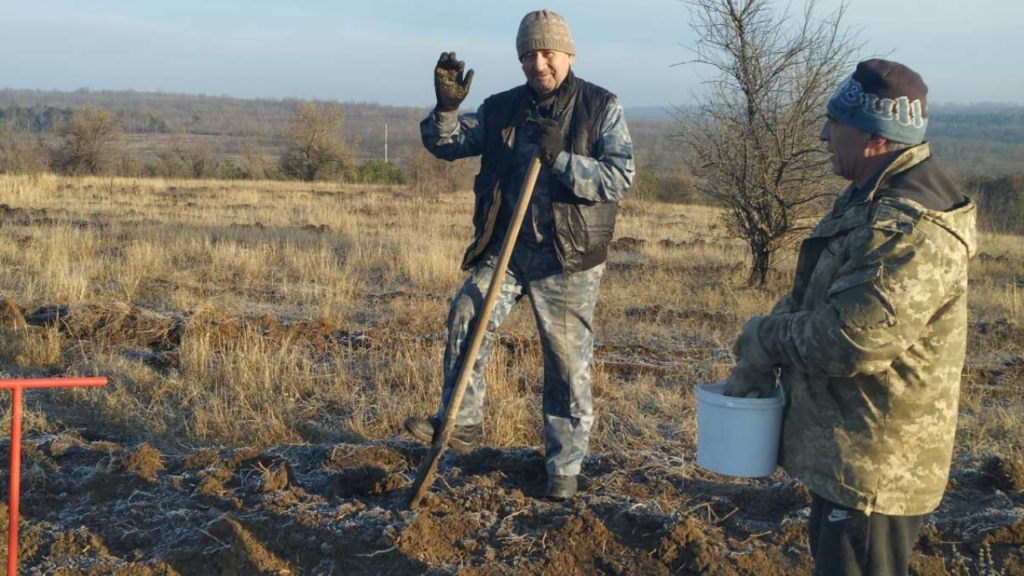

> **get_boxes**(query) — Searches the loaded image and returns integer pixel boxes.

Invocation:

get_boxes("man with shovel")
[725,60,976,576]
[405,9,634,500]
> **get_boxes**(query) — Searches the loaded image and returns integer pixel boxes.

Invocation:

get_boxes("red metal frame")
[2,377,106,576]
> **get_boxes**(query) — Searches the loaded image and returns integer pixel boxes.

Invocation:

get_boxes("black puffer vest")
[461,73,618,273]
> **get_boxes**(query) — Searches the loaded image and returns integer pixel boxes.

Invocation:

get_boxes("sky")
[2,0,1022,109]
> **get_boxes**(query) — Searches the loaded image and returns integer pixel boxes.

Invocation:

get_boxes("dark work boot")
[546,475,578,501]
[403,415,480,454]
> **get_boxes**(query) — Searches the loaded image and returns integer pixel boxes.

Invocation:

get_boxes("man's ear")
[864,135,890,158]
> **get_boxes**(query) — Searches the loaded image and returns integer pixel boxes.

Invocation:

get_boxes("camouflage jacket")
[421,72,634,273]
[740,144,977,515]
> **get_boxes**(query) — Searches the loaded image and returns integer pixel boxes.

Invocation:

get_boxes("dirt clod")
[258,463,291,493]
[122,443,164,481]
[2,438,1021,575]
[331,465,404,497]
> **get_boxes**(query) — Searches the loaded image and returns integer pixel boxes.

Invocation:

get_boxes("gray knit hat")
[516,10,575,59]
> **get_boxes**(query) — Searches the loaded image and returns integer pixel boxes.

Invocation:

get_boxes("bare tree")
[183,140,214,179]
[678,0,859,285]
[404,147,476,196]
[279,102,353,181]
[156,133,217,178]
[240,139,271,180]
[0,121,50,175]
[53,107,124,176]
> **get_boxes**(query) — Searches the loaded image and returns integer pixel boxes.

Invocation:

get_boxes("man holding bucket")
[725,59,976,576]
[404,10,634,500]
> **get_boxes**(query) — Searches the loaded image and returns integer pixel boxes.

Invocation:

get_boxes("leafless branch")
[677,0,859,285]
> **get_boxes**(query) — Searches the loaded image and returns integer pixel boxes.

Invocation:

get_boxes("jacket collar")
[835,143,932,214]
[856,143,932,202]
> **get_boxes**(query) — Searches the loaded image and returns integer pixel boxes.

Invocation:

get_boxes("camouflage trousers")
[438,244,605,477]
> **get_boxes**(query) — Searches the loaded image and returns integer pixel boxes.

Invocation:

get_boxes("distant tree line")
[0,88,426,157]
[0,103,472,191]
[1,88,1023,232]
[929,104,1024,145]
[0,106,74,133]
[0,105,169,134]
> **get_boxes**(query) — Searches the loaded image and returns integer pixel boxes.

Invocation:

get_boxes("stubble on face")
[521,50,575,96]
[820,117,872,182]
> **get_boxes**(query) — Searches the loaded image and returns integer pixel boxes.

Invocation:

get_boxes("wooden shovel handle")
[408,153,544,509]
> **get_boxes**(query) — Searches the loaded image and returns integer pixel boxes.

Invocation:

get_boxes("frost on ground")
[0,176,1021,575]
[0,436,1021,576]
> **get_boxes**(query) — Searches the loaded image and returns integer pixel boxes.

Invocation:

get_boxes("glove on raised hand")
[434,51,474,113]
[528,118,562,165]
[723,360,777,398]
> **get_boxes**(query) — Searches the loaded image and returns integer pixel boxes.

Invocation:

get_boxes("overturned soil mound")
[0,436,1021,575]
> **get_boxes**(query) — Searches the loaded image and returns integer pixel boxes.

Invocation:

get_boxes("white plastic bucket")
[696,381,785,478]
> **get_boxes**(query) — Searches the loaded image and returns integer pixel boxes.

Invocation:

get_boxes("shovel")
[408,152,544,509]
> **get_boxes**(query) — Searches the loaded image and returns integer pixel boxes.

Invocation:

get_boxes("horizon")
[2,86,1021,115]
[2,0,1023,109]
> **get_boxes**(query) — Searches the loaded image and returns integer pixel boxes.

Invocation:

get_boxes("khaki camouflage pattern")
[739,144,977,515]
[438,244,604,477]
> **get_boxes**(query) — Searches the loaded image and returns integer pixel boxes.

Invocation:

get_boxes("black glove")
[434,52,474,113]
[723,360,777,398]
[528,118,562,165]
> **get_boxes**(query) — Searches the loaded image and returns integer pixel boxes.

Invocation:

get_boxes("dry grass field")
[0,173,1021,575]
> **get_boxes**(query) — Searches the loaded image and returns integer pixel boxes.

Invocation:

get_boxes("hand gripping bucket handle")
[695,381,785,478]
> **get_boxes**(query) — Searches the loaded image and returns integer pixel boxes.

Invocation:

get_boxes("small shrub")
[350,160,406,185]
[966,174,1024,235]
